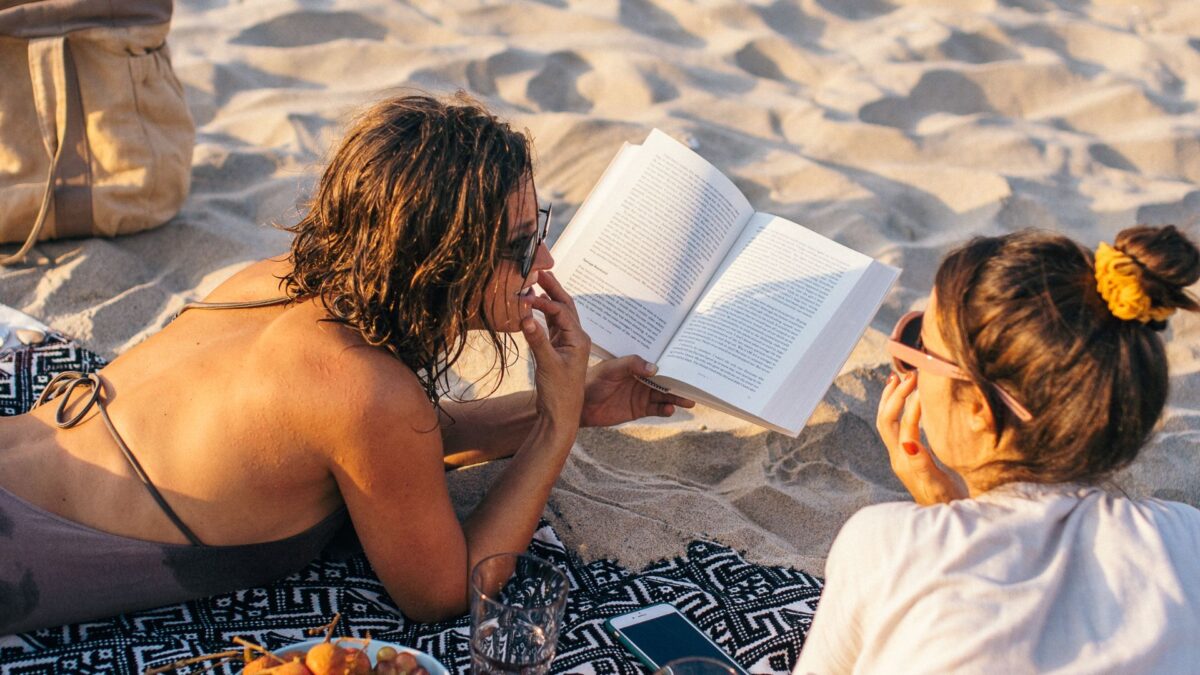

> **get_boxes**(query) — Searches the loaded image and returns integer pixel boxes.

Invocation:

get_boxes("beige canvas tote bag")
[0,0,194,265]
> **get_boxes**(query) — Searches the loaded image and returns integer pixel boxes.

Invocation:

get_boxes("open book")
[551,130,900,436]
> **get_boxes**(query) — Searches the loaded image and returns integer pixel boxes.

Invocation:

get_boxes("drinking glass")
[470,552,569,675]
[652,657,738,675]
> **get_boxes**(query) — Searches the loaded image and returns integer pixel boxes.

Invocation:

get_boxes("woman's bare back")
[0,258,419,546]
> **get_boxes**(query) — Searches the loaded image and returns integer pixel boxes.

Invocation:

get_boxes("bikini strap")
[34,371,205,547]
[175,295,292,319]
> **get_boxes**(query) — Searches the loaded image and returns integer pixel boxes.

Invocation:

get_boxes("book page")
[655,213,873,413]
[551,130,754,362]
[758,259,898,434]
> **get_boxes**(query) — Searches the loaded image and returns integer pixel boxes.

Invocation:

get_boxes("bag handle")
[1,36,92,266]
[0,139,61,266]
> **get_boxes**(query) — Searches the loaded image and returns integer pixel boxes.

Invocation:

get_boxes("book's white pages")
[552,130,899,436]
[552,130,755,363]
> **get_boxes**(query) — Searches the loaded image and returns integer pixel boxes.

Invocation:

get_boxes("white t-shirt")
[795,483,1200,674]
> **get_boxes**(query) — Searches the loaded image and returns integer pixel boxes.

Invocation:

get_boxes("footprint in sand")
[1035,84,1164,136]
[230,10,386,48]
[733,37,828,85]
[813,0,895,21]
[926,29,1019,65]
[527,51,594,113]
[213,62,322,106]
[1105,134,1200,185]
[617,0,703,48]
[570,53,681,110]
[466,47,546,97]
[762,410,900,493]
[1136,191,1200,229]
[1087,144,1139,173]
[1006,20,1154,77]
[859,70,993,129]
[752,0,825,46]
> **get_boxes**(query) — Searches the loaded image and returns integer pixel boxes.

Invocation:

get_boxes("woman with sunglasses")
[0,93,692,634]
[797,225,1200,673]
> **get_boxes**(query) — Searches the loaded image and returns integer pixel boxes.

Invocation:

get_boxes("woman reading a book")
[797,225,1200,672]
[0,93,692,634]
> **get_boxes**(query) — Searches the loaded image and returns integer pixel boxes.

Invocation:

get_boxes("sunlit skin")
[472,176,551,335]
[0,179,694,624]
[876,291,1014,505]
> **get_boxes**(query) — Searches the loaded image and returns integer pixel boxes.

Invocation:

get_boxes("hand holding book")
[579,355,696,427]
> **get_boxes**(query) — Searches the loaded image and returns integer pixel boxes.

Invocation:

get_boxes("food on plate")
[144,613,436,674]
[243,653,285,674]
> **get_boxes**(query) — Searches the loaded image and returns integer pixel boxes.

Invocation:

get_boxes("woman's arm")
[439,355,695,468]
[438,392,538,469]
[793,532,866,675]
[330,271,591,622]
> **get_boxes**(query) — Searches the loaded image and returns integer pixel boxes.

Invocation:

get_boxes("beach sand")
[3,0,1199,574]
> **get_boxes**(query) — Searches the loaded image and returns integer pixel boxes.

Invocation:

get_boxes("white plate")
[236,637,449,675]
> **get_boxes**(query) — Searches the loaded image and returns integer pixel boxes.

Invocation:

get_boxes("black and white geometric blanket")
[0,338,824,674]
[0,333,109,416]
[0,524,823,674]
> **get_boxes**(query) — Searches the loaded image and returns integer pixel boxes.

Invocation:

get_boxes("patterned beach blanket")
[0,329,823,674]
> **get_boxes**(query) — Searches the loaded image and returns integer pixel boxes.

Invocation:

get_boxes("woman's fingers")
[665,393,696,408]
[535,270,575,308]
[529,292,582,334]
[520,315,554,362]
[894,395,931,466]
[528,293,564,317]
[876,371,916,444]
[900,394,923,449]
[887,394,965,504]
[604,354,655,378]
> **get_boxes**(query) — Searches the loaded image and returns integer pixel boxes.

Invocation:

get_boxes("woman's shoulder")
[181,257,441,448]
[834,486,1200,567]
[1092,490,1200,542]
[827,500,940,563]
[830,495,1020,565]
[231,296,438,449]
[838,498,972,538]
[271,320,437,436]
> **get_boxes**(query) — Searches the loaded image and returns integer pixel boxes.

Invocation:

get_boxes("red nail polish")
[902,441,920,456]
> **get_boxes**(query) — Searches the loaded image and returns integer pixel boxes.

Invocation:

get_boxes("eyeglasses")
[506,203,552,278]
[886,310,1033,422]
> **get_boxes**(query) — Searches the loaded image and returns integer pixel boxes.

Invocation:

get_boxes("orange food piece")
[304,642,370,675]
[304,643,339,674]
[263,662,314,675]
[244,654,284,674]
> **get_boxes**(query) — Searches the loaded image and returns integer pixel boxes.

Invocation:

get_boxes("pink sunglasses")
[886,311,1033,422]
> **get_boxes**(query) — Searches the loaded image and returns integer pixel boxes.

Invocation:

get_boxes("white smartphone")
[604,603,751,674]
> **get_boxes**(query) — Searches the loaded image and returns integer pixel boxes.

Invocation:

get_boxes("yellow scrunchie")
[1094,242,1175,323]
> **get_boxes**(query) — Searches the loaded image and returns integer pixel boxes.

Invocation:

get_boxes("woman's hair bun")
[1114,225,1200,312]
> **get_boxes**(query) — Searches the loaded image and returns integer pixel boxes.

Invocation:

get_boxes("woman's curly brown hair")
[282,92,532,404]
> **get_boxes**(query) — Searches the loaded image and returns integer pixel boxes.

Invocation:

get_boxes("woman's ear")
[967,385,996,435]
